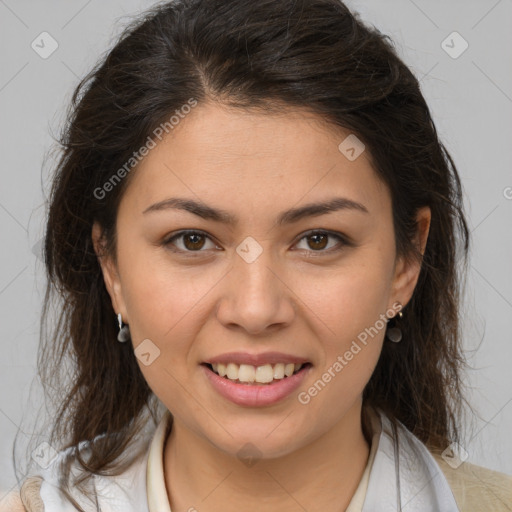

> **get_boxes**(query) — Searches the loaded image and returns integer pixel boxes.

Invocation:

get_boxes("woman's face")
[94,102,429,458]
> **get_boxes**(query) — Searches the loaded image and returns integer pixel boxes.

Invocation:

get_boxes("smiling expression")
[93,101,429,458]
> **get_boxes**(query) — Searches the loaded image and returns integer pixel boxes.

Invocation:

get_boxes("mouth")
[201,362,313,386]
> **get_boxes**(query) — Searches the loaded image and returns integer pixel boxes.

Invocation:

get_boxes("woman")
[6,0,511,510]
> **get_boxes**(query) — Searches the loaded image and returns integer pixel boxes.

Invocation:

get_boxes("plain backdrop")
[1,0,511,499]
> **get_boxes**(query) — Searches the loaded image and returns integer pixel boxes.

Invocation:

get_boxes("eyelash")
[162,229,351,256]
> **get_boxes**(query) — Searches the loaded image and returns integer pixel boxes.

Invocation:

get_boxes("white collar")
[362,409,460,511]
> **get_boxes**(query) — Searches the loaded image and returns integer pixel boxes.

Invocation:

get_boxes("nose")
[215,242,296,336]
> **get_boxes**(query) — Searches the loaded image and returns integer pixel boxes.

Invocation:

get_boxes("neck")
[163,400,372,512]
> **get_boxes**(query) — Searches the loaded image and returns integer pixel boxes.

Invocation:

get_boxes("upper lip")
[203,351,311,367]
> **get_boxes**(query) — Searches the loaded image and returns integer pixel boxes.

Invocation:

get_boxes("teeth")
[254,364,273,383]
[226,363,238,380]
[238,364,256,383]
[210,362,304,384]
[284,363,295,377]
[273,363,285,379]
[217,363,227,377]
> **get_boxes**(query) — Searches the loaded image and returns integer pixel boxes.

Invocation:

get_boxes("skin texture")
[93,102,430,512]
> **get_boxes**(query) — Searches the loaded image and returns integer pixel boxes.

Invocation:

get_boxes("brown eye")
[182,232,206,250]
[164,230,217,252]
[294,230,348,253]
[306,233,328,250]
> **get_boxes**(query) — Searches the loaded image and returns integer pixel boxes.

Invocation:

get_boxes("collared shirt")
[25,406,469,511]
[145,408,381,512]
[145,406,428,512]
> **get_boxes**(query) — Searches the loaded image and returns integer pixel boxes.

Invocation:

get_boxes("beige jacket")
[432,453,512,511]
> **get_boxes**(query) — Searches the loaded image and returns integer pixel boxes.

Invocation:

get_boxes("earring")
[386,309,403,343]
[117,313,130,342]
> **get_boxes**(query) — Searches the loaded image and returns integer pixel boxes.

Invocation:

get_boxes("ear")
[92,221,128,321]
[389,206,431,309]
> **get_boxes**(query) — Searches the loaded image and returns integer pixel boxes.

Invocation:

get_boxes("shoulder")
[12,447,150,512]
[9,429,154,511]
[432,452,512,511]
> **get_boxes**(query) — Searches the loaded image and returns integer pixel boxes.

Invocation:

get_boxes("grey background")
[1,0,511,499]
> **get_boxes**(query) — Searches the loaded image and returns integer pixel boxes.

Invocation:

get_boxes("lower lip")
[201,364,312,407]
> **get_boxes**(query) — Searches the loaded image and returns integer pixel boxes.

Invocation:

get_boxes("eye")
[294,230,349,254]
[163,230,219,253]
[162,229,351,255]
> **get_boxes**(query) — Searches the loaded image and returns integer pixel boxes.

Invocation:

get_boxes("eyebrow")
[142,196,369,225]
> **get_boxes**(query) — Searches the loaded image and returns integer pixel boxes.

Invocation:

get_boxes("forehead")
[119,102,390,219]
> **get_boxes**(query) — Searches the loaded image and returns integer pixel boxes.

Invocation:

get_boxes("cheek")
[300,249,393,378]
[119,258,200,403]
[117,244,219,377]
[304,253,393,334]
[117,239,199,335]
[296,265,389,419]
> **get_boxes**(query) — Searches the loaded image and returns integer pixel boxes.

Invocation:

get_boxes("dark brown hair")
[16,0,472,508]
